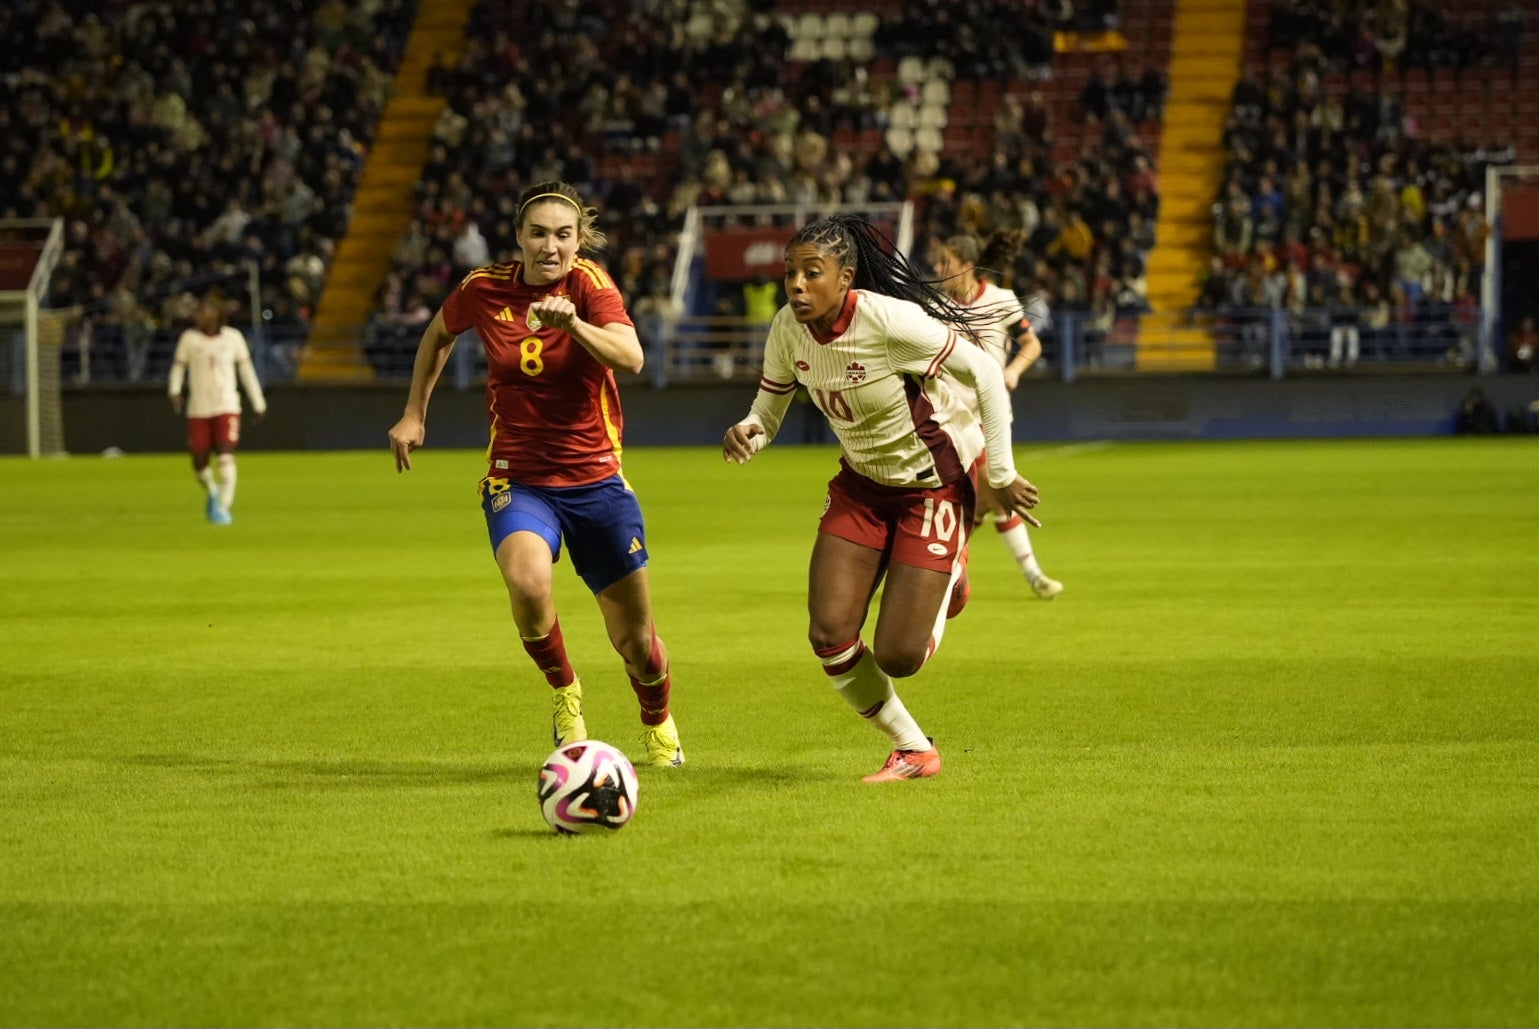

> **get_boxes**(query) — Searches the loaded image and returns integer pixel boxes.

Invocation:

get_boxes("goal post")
[0,218,65,457]
[1482,164,1539,373]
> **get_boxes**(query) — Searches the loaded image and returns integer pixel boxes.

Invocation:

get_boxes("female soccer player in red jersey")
[930,231,1064,599]
[388,181,682,767]
[721,215,1041,782]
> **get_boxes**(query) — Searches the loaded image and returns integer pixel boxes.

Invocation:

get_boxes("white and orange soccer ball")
[537,740,638,834]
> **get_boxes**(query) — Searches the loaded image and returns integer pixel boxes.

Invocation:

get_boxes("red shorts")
[187,414,240,453]
[818,460,978,573]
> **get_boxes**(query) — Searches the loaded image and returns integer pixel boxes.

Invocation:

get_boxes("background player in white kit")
[930,231,1064,599]
[168,292,267,525]
[722,215,1041,782]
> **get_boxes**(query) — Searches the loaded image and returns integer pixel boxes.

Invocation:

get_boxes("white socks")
[196,466,217,497]
[216,453,237,511]
[821,642,931,752]
[997,515,1043,579]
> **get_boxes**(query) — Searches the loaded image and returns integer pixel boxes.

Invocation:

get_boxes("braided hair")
[787,214,997,339]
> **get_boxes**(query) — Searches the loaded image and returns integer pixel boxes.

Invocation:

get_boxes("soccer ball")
[537,740,639,834]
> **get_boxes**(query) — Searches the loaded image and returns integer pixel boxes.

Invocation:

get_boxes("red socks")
[628,629,671,726]
[521,619,575,689]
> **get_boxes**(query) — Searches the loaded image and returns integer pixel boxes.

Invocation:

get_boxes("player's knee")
[873,643,926,679]
[500,565,552,607]
[807,619,855,655]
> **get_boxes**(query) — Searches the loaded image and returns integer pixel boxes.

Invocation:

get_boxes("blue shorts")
[479,474,650,594]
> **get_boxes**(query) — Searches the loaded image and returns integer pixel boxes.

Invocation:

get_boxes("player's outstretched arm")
[943,338,1042,526]
[1003,325,1042,390]
[388,309,457,473]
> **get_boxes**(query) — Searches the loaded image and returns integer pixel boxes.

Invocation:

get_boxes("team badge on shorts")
[822,493,832,516]
[845,361,867,384]
[492,493,511,513]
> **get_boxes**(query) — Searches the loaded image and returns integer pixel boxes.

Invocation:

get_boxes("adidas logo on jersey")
[495,307,517,322]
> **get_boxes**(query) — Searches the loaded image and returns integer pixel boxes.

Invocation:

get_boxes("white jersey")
[948,281,1025,416]
[744,289,1017,489]
[168,326,267,419]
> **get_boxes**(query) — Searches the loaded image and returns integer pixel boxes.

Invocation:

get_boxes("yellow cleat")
[638,713,684,767]
[551,679,586,748]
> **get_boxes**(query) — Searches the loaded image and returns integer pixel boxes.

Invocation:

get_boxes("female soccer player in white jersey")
[930,231,1064,599]
[722,215,1041,782]
[167,292,267,525]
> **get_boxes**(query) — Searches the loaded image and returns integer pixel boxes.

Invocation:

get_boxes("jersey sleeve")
[233,331,268,414]
[167,332,189,395]
[744,309,799,443]
[572,259,634,328]
[940,340,1018,488]
[883,298,960,380]
[994,290,1027,334]
[441,273,480,336]
[1021,294,1052,335]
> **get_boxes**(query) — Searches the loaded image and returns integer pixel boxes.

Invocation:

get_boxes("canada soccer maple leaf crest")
[844,361,867,384]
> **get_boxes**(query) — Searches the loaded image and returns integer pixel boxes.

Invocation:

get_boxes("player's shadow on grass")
[487,827,582,841]
[126,752,522,789]
[125,753,843,790]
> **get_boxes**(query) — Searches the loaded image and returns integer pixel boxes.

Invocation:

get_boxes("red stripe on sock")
[815,638,866,676]
[521,619,575,689]
[813,638,862,659]
[995,514,1022,531]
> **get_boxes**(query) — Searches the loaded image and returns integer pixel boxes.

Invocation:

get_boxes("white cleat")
[1029,574,1063,600]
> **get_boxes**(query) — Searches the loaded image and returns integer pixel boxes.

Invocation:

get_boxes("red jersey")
[442,258,635,487]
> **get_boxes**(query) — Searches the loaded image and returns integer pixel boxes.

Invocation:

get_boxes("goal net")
[0,219,65,457]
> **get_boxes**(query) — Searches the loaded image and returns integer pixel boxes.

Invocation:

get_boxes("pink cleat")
[862,739,942,782]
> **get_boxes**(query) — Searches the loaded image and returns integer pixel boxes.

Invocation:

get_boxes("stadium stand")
[370,0,1165,379]
[0,0,416,384]
[1199,0,1535,370]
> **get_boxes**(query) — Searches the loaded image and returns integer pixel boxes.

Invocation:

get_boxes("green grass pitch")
[2,438,1536,1027]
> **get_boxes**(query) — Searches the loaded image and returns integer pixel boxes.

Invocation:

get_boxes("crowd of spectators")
[1269,0,1527,75]
[1201,36,1512,366]
[1,0,415,382]
[874,0,1121,81]
[373,0,1160,373]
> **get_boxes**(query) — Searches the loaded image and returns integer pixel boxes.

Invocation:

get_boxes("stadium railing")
[34,305,1482,393]
[642,306,1479,385]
